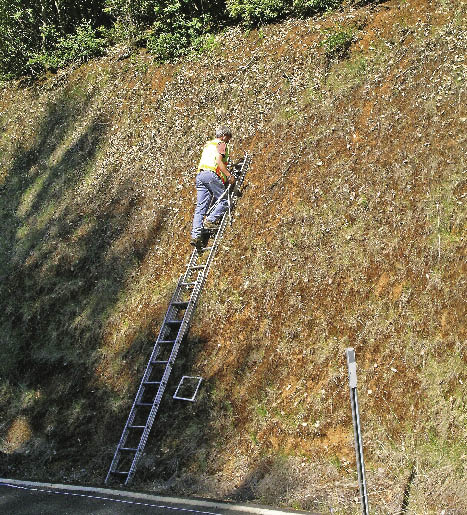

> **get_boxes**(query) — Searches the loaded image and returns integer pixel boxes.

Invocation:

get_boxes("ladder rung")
[143,381,161,386]
[119,447,138,453]
[151,360,174,368]
[189,265,205,271]
[110,471,129,476]
[158,340,175,344]
[136,402,153,407]
[171,301,189,308]
[128,425,145,429]
[166,320,182,326]
[181,282,196,287]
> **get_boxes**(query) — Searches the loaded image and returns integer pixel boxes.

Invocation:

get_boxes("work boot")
[204,219,220,230]
[190,236,204,250]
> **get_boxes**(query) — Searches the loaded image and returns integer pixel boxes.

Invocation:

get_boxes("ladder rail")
[105,279,186,483]
[124,242,214,484]
[125,276,205,483]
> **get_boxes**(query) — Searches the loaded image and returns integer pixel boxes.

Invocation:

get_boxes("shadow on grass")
[400,464,416,514]
[0,84,168,479]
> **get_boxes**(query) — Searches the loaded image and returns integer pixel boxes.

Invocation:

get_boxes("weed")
[275,107,300,124]
[329,454,342,470]
[250,431,259,445]
[326,56,367,93]
[320,25,355,60]
[198,33,221,54]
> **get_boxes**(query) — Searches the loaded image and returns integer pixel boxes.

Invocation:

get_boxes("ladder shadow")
[0,85,170,481]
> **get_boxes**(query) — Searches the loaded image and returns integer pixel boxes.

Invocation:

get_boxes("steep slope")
[0,0,465,512]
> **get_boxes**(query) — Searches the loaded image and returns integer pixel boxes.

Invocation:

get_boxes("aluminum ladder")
[105,152,251,485]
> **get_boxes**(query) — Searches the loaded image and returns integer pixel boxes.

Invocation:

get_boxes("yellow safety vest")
[197,138,230,183]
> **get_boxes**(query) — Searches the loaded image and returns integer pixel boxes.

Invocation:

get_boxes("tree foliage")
[0,1,106,77]
[145,0,223,61]
[0,0,342,79]
[226,0,290,26]
[28,20,107,72]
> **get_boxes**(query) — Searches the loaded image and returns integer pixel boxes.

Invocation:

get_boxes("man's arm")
[216,152,235,184]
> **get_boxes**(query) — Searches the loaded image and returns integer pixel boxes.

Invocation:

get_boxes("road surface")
[0,479,312,515]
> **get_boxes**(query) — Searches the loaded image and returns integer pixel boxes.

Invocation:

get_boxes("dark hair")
[215,125,232,138]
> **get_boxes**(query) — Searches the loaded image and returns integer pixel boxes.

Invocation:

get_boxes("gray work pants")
[191,170,228,239]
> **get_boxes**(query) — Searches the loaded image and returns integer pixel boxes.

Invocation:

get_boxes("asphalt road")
[0,480,312,515]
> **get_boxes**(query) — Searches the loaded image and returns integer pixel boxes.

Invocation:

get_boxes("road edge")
[0,477,311,514]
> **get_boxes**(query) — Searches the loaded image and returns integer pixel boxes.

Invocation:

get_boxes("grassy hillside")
[1,0,465,512]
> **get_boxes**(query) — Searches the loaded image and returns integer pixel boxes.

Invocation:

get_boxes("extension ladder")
[105,152,251,485]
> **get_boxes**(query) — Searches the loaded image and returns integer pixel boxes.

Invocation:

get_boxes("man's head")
[215,125,232,142]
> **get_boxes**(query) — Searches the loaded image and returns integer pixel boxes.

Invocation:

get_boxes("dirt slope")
[0,0,465,512]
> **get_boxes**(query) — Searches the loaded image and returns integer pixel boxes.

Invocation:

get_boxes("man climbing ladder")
[191,126,236,250]
[105,151,251,486]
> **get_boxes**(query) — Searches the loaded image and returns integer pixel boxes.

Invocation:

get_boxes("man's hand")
[228,174,236,185]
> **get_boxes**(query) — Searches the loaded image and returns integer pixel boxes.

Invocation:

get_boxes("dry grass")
[0,0,466,512]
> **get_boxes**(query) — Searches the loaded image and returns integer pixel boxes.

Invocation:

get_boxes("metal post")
[346,348,369,515]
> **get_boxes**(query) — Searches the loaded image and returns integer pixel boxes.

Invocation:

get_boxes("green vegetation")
[0,0,344,79]
[28,21,107,72]
[0,0,106,78]
[320,25,356,59]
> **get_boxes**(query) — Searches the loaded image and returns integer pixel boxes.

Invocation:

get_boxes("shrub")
[226,0,291,26]
[226,0,342,26]
[0,0,346,77]
[103,0,158,43]
[293,0,342,17]
[146,1,216,61]
[0,0,108,79]
[320,25,355,59]
[0,1,40,79]
[28,21,107,73]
